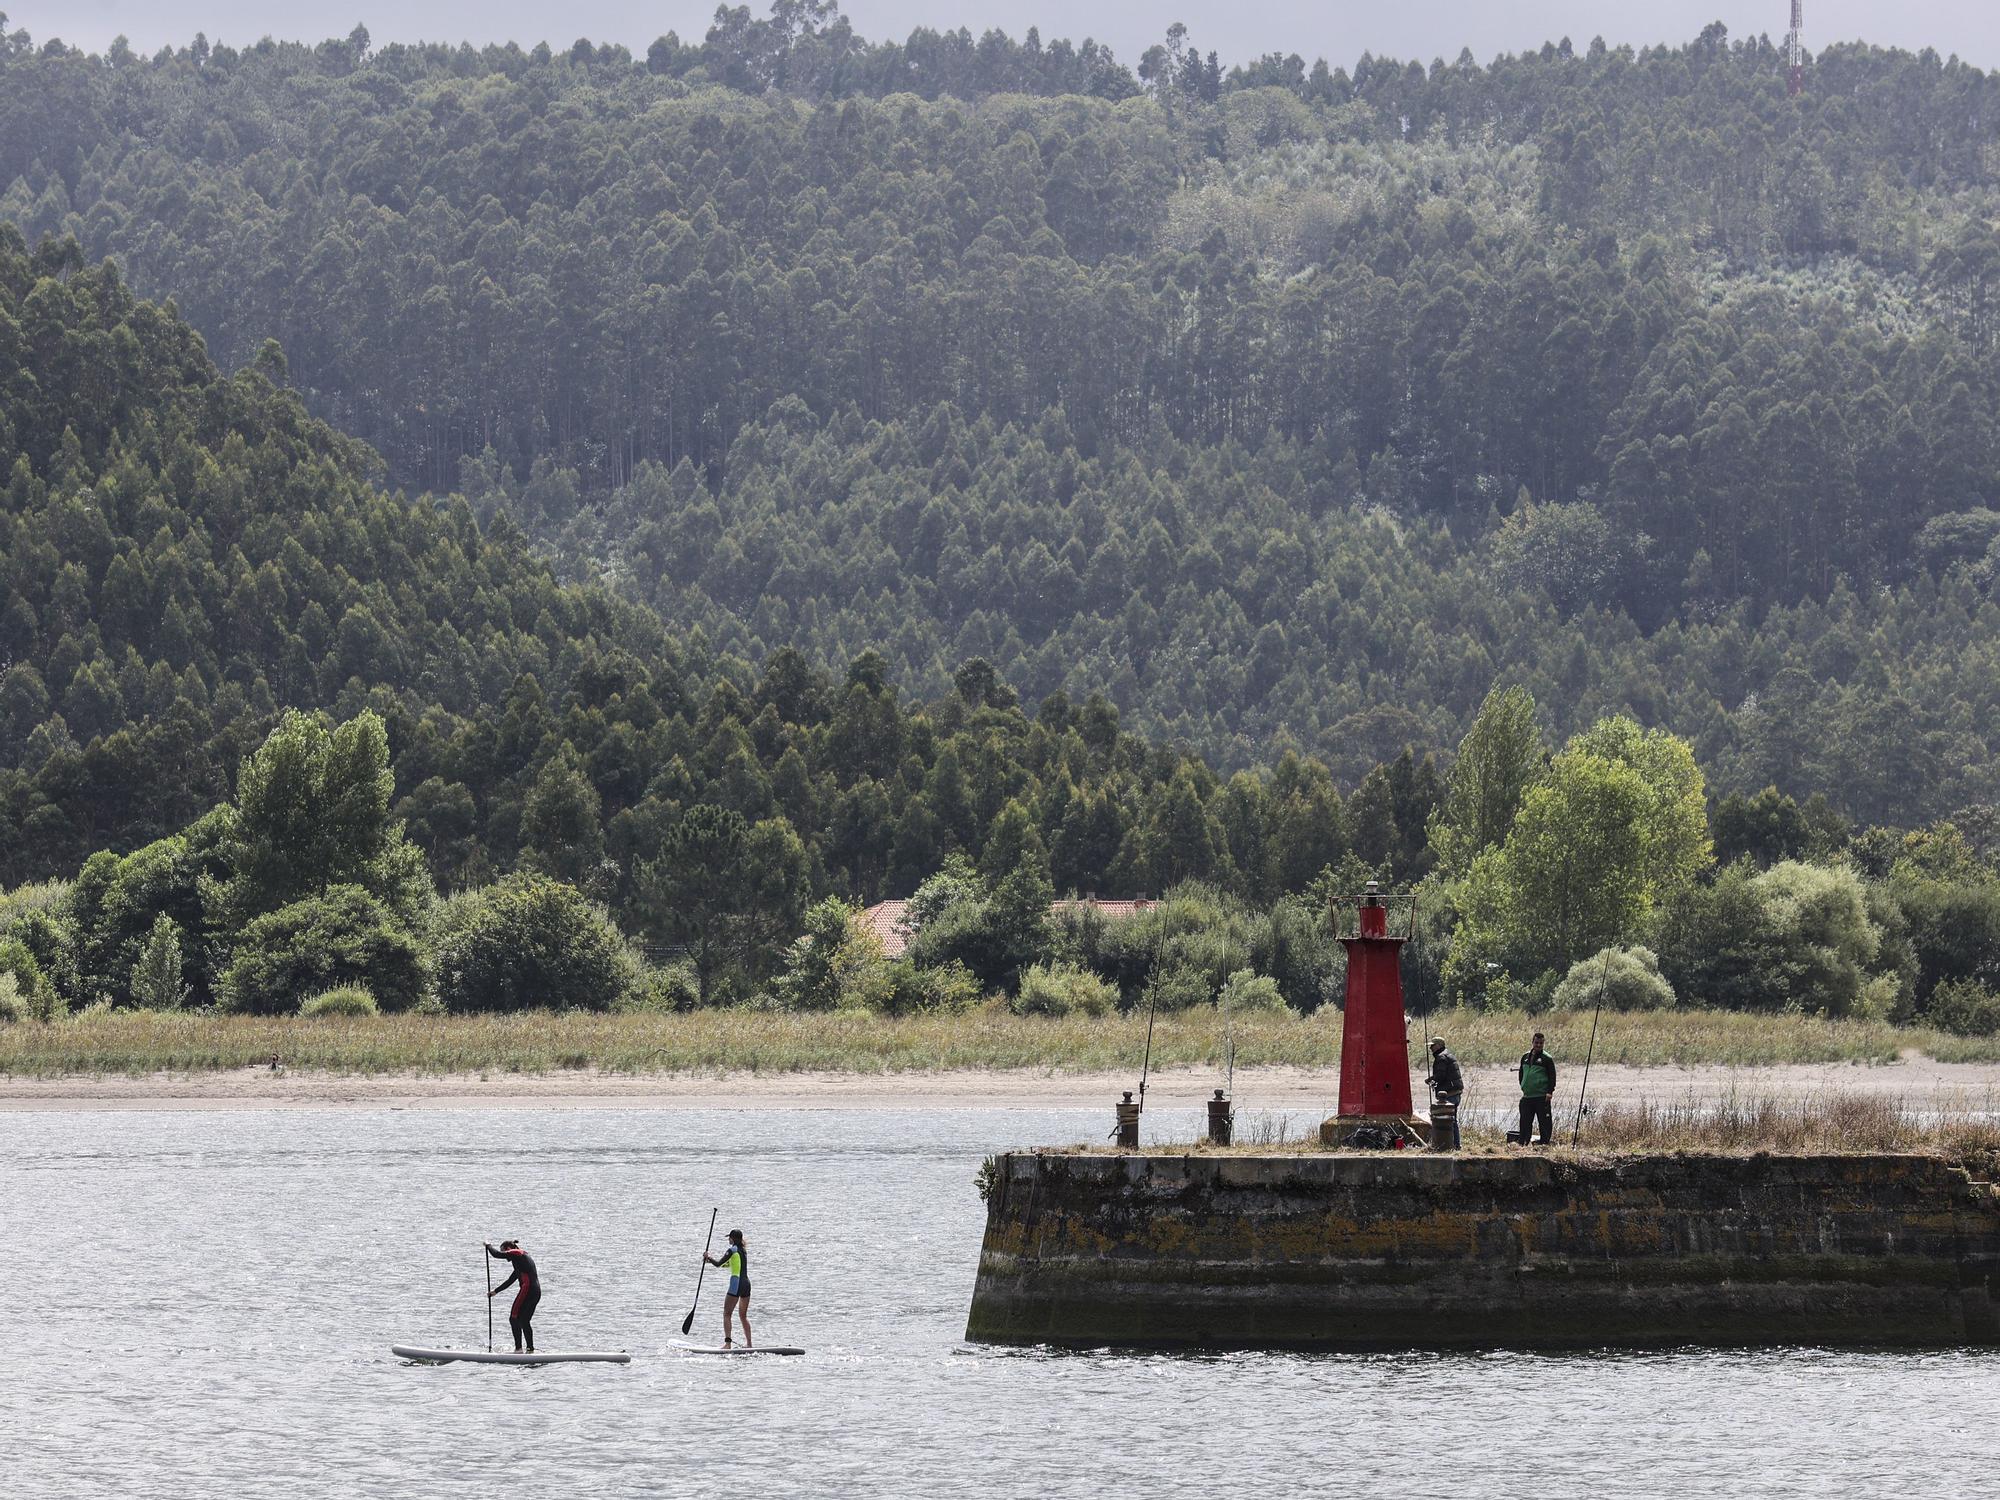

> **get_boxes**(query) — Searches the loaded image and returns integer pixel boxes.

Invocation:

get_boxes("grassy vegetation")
[1572,1092,2000,1156]
[0,1005,1996,1079]
[1143,1093,2000,1160]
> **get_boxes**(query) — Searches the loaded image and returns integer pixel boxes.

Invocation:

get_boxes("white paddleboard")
[392,1345,631,1365]
[668,1340,804,1356]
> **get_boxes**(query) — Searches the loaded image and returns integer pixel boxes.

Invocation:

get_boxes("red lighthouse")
[1322,881,1417,1143]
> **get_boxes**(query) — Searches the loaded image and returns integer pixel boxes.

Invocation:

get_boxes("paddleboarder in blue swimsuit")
[702,1229,752,1349]
[486,1240,541,1354]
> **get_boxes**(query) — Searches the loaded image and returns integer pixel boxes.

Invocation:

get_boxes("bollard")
[1207,1088,1233,1146]
[1428,1096,1460,1152]
[1115,1090,1141,1149]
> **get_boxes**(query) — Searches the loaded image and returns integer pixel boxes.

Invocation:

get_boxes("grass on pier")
[1,1003,1996,1078]
[1140,1094,2000,1159]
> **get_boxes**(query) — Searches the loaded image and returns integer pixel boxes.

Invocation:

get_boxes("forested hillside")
[0,228,1442,922]
[7,9,2000,818]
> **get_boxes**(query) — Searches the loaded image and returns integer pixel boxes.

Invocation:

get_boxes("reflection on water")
[4,1106,1994,1498]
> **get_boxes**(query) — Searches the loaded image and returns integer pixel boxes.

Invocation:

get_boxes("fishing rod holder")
[1207,1088,1233,1146]
[1114,1090,1141,1149]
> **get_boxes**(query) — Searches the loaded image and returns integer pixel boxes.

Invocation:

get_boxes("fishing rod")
[1137,980,1159,1113]
[1571,946,1613,1147]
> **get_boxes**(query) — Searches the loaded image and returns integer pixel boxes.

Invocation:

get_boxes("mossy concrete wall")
[965,1151,2000,1349]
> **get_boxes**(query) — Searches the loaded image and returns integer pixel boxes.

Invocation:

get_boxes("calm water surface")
[5,1105,1995,1498]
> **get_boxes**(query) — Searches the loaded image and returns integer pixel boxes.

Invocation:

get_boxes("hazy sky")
[16,1,2000,72]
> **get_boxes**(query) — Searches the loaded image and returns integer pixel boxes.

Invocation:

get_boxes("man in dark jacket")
[1426,1037,1463,1150]
[1517,1033,1556,1145]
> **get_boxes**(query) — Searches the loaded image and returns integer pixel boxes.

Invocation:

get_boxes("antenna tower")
[1787,1,1804,97]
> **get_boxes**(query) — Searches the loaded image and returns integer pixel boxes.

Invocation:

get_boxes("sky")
[14,1,2000,72]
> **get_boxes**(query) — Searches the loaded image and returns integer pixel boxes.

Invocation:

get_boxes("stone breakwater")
[964,1151,2000,1349]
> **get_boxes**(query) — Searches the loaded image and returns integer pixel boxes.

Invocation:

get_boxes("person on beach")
[703,1229,752,1348]
[486,1240,541,1354]
[1518,1033,1557,1146]
[1427,1036,1463,1150]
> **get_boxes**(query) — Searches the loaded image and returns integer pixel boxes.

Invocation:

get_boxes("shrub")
[1553,946,1677,1012]
[0,934,61,1020]
[1095,883,1266,1003]
[1139,962,1214,1012]
[220,886,429,1014]
[869,960,981,1016]
[774,897,888,1011]
[436,874,636,1013]
[625,961,701,1013]
[1012,963,1118,1017]
[1926,977,2000,1038]
[1217,969,1288,1014]
[0,971,20,1022]
[301,985,380,1017]
[129,915,192,1011]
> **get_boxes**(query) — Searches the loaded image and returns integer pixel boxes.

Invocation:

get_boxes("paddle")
[681,1208,719,1337]
[484,1244,493,1353]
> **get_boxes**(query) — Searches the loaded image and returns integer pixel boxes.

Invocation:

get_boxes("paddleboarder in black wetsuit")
[486,1240,541,1353]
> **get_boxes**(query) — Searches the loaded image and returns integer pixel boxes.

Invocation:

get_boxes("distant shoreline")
[4,1059,1997,1113]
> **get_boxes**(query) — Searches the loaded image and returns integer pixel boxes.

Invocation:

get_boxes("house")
[856,896,1156,959]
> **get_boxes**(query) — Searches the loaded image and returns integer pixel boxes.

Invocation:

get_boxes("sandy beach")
[3,1057,1998,1112]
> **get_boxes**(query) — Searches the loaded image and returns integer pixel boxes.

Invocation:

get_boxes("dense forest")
[7,9,2000,810]
[3,8,2000,1032]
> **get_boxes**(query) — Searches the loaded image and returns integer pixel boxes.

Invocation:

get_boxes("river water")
[6,1105,1995,1498]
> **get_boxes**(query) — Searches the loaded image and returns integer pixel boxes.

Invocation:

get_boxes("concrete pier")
[964,1150,2000,1349]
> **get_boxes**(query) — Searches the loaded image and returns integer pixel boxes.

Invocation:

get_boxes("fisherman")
[1517,1032,1557,1146]
[486,1240,541,1354]
[1426,1036,1463,1150]
[702,1229,753,1349]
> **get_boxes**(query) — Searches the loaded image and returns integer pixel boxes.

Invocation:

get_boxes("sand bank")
[2,1057,1997,1112]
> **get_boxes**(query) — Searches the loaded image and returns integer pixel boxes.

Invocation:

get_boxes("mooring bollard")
[1207,1088,1233,1146]
[1115,1090,1141,1149]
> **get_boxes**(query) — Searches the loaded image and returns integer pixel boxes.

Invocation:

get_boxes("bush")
[625,961,701,1013]
[301,985,380,1017]
[870,960,982,1016]
[773,897,888,1012]
[1926,977,2000,1038]
[0,934,61,1020]
[1140,962,1215,1012]
[1217,969,1288,1014]
[1095,883,1265,1003]
[128,914,192,1011]
[436,874,636,1013]
[0,971,20,1022]
[1012,963,1118,1017]
[220,885,429,1014]
[1553,946,1677,1012]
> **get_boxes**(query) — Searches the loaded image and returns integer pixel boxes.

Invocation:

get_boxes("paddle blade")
[681,1308,696,1336]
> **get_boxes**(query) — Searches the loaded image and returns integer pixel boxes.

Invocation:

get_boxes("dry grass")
[0,1004,1994,1079]
[1120,1092,2000,1161]
[1573,1090,2000,1156]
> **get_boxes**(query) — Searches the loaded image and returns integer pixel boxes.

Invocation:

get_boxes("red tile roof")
[857,896,1153,959]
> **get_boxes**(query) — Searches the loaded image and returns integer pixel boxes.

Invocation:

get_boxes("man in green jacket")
[1518,1032,1556,1145]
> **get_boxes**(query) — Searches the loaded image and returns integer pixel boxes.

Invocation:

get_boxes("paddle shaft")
[485,1246,493,1352]
[682,1208,718,1336]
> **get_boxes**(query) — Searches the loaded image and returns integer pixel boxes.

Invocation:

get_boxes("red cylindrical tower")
[1336,883,1414,1118]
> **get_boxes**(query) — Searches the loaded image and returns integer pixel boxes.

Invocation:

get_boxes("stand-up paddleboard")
[668,1340,804,1356]
[392,1345,631,1365]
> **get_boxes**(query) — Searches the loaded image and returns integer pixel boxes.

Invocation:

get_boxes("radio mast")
[1788,1,1804,97]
